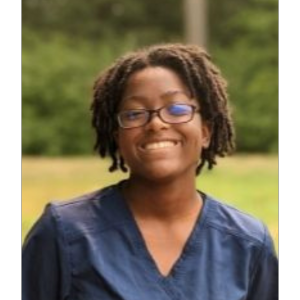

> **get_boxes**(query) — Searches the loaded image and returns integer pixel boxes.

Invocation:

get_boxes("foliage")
[22,30,138,155]
[209,0,278,152]
[22,0,278,154]
[22,0,183,44]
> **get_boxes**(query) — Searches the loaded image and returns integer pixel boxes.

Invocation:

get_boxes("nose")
[144,111,170,131]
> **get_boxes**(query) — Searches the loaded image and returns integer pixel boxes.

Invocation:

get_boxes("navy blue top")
[22,182,278,300]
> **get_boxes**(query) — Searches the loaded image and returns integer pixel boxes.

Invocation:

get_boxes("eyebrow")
[122,90,191,102]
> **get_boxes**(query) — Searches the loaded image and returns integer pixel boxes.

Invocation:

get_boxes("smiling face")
[115,67,210,182]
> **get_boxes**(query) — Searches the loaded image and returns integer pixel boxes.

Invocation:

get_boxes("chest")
[136,218,198,277]
[68,224,253,300]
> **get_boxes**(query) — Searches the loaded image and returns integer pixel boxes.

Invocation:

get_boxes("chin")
[133,163,187,183]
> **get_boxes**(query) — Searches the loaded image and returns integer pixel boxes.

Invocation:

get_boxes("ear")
[201,122,211,149]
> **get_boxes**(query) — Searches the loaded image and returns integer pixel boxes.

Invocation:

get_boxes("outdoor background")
[22,0,278,249]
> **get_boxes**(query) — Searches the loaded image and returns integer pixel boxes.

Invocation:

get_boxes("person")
[22,43,278,300]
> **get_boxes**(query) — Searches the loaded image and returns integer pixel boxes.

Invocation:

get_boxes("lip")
[139,138,181,151]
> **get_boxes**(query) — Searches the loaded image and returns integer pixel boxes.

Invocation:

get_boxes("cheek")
[185,123,203,149]
[190,118,211,150]
[191,137,203,157]
[115,130,137,160]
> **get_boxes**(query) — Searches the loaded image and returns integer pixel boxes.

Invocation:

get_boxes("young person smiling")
[22,44,278,300]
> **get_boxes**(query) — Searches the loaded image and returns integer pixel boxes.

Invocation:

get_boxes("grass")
[22,155,278,250]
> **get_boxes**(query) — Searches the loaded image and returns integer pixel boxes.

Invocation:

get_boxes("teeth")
[144,141,177,150]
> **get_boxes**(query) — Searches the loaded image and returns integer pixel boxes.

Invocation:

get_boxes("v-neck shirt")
[22,182,278,300]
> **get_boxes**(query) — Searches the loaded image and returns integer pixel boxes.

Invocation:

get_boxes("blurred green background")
[22,0,278,248]
[22,0,278,155]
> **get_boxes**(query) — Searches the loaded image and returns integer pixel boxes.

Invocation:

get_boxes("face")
[115,67,210,182]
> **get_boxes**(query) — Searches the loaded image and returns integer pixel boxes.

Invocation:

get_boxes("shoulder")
[201,194,278,298]
[203,194,273,250]
[37,183,122,242]
[49,184,113,218]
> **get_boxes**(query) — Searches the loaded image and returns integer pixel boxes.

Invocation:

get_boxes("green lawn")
[22,155,278,250]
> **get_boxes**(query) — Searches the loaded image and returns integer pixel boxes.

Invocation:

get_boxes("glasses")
[117,103,199,129]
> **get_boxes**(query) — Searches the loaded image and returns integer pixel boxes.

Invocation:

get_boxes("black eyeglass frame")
[117,103,200,129]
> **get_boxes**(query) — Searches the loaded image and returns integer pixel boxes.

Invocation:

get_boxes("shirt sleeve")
[247,225,278,300]
[22,204,70,300]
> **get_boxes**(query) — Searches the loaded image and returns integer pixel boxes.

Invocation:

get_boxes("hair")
[91,43,235,175]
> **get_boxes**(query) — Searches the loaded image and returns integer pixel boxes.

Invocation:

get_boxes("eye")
[167,104,192,116]
[123,110,145,120]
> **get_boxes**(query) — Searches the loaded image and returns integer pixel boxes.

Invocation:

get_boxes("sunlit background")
[22,0,278,249]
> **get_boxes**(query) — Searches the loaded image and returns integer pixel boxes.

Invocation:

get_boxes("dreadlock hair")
[91,43,235,175]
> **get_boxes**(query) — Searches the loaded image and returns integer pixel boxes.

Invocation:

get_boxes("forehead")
[122,67,191,102]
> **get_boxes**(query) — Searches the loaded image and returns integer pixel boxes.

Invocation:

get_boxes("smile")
[142,141,179,150]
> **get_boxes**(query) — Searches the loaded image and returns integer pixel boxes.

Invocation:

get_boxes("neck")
[122,174,202,222]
